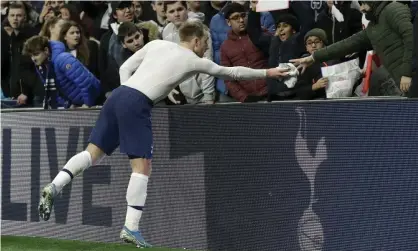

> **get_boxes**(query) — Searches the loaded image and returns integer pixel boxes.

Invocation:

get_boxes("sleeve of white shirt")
[193,57,267,81]
[119,44,149,84]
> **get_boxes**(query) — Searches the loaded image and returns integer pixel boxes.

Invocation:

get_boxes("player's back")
[122,40,200,103]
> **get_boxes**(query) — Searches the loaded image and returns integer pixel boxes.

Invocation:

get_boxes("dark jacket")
[294,57,339,100]
[220,31,268,102]
[313,2,413,85]
[85,40,99,78]
[315,2,363,45]
[1,26,37,98]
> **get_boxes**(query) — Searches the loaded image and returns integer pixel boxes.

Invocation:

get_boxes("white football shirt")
[120,40,267,103]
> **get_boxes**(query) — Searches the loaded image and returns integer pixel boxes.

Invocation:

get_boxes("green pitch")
[1,236,194,251]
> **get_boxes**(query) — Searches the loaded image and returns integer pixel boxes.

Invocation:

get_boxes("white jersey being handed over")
[120,40,267,103]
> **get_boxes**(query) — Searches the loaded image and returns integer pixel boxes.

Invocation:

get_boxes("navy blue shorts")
[89,86,154,158]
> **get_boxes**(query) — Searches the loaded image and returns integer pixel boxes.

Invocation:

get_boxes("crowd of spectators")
[1,0,417,109]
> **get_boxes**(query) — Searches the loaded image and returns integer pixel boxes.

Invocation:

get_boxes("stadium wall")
[2,100,418,251]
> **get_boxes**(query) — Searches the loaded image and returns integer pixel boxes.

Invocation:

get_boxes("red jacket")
[220,31,268,102]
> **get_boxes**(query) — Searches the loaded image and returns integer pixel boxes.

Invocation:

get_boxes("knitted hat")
[276,14,300,32]
[304,28,328,45]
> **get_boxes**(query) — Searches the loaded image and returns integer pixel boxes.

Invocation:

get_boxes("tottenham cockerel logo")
[295,107,327,251]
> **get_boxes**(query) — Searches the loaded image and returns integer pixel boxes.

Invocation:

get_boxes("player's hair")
[22,36,50,56]
[179,20,207,42]
[163,1,187,13]
[118,22,142,42]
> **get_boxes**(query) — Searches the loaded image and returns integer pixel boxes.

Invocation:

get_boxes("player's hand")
[400,76,412,93]
[167,89,181,104]
[290,55,315,74]
[312,77,328,91]
[266,67,290,79]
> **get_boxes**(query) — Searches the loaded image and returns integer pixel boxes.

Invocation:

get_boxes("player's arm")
[193,57,288,81]
[119,44,149,83]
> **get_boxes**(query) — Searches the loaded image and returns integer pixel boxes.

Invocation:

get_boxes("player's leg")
[120,157,152,248]
[39,93,120,221]
[116,87,154,248]
[125,157,151,230]
[38,144,106,221]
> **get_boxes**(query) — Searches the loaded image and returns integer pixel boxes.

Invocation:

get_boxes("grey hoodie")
[162,12,215,104]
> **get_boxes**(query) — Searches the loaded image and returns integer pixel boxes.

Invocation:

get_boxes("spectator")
[15,1,40,28]
[291,1,414,96]
[187,1,201,13]
[37,0,61,29]
[293,28,338,100]
[99,1,135,102]
[211,1,275,97]
[132,0,161,41]
[59,4,84,28]
[315,0,365,65]
[220,3,268,103]
[163,1,215,104]
[1,3,37,99]
[103,22,148,98]
[79,1,110,40]
[23,35,101,108]
[48,0,65,12]
[247,1,315,101]
[151,0,168,32]
[316,1,363,45]
[200,1,226,27]
[59,21,99,77]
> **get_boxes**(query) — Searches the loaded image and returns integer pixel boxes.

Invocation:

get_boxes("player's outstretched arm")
[193,57,289,81]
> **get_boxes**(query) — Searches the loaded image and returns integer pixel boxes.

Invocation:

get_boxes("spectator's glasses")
[229,12,247,21]
[306,40,323,47]
[125,33,143,44]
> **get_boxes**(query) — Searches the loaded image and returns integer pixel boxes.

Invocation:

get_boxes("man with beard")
[291,1,414,96]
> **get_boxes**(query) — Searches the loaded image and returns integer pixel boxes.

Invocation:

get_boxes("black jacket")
[294,58,339,100]
[315,2,363,45]
[1,26,37,98]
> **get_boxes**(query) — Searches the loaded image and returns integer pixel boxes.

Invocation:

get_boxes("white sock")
[52,151,92,194]
[124,173,148,231]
